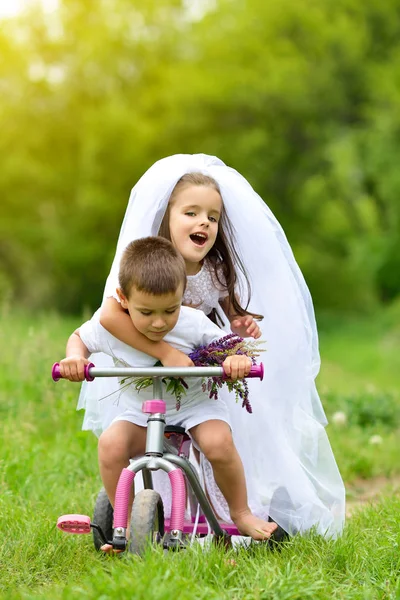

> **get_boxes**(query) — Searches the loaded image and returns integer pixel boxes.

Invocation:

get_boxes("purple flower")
[186,335,259,414]
[131,334,262,414]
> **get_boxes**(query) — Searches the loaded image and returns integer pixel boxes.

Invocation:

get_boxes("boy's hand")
[230,316,261,339]
[158,346,194,368]
[59,356,91,382]
[223,355,252,381]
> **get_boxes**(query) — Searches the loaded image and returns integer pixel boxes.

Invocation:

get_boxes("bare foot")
[100,543,124,554]
[232,511,278,541]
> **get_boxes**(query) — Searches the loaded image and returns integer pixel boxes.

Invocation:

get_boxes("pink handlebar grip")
[248,363,264,380]
[51,363,61,381]
[222,362,264,381]
[51,362,95,382]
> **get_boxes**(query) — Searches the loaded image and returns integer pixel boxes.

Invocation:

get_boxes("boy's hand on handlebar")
[59,356,91,382]
[223,355,252,381]
[230,316,261,339]
[158,346,194,368]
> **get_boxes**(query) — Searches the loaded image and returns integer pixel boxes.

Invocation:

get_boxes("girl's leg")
[189,420,277,541]
[98,420,147,551]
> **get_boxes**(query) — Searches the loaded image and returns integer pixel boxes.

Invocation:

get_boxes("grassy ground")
[317,305,400,486]
[1,306,399,599]
[317,302,400,393]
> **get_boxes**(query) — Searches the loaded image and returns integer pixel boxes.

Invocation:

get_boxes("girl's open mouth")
[190,233,208,246]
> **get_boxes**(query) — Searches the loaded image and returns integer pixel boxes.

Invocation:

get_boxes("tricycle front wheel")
[129,489,164,555]
[92,487,113,551]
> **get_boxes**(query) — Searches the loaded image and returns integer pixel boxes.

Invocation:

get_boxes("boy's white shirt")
[79,305,224,408]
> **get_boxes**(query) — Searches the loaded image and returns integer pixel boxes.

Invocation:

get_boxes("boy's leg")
[98,420,147,505]
[98,420,146,551]
[189,420,278,541]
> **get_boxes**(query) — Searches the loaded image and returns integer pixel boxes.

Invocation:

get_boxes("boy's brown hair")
[119,236,187,298]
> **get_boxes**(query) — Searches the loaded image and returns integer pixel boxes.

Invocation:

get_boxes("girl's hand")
[223,355,252,380]
[230,316,261,339]
[59,355,90,382]
[158,346,194,367]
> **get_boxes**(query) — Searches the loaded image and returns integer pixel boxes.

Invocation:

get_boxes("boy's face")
[117,284,184,341]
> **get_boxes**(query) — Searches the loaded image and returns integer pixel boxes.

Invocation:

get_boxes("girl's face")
[168,185,222,275]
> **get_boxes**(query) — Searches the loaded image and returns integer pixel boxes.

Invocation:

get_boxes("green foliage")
[325,390,399,428]
[1,0,400,312]
[352,392,399,429]
[317,301,400,392]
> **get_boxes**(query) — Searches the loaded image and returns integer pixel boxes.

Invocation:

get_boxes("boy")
[59,237,277,545]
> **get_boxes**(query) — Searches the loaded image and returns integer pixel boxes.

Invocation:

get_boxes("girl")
[79,153,345,538]
[100,171,263,365]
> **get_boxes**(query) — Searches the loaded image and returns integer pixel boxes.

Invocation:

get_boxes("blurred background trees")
[1,0,400,313]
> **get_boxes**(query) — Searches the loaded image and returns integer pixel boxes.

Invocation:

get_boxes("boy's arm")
[219,296,261,339]
[100,297,194,367]
[59,329,91,382]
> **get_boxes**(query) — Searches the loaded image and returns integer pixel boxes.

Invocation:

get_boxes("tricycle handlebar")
[51,363,264,382]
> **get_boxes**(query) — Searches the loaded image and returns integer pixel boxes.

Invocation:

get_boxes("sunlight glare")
[0,0,58,18]
[0,0,23,18]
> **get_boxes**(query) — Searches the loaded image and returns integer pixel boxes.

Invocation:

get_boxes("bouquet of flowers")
[129,334,264,413]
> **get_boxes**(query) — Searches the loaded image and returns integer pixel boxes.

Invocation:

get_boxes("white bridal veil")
[78,153,345,537]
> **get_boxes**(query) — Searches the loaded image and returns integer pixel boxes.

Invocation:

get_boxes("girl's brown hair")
[158,172,263,323]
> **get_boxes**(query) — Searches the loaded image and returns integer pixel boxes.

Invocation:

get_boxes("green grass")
[1,307,400,599]
[317,302,400,393]
[2,503,400,599]
[316,305,400,484]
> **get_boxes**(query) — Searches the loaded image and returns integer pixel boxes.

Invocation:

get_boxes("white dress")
[182,267,344,538]
[183,261,228,314]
